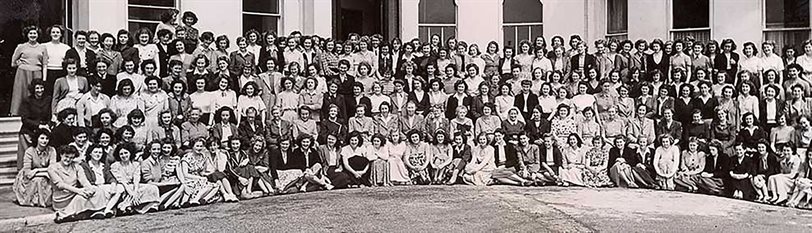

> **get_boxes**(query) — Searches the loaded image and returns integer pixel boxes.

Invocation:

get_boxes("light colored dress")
[110,161,160,214]
[140,90,170,125]
[551,116,578,146]
[110,95,145,127]
[388,142,410,183]
[13,147,57,207]
[48,162,112,221]
[577,120,601,147]
[769,154,802,201]
[560,146,587,186]
[495,95,515,120]
[277,91,300,122]
[463,145,496,186]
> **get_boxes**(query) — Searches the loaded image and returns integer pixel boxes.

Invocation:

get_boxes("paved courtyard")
[14,185,812,232]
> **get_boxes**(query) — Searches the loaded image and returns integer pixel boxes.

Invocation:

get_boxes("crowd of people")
[9,9,812,222]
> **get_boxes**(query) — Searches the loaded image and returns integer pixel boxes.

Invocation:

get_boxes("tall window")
[765,0,810,52]
[127,0,177,31]
[503,0,543,48]
[418,0,456,43]
[607,0,628,40]
[670,0,710,42]
[243,0,281,35]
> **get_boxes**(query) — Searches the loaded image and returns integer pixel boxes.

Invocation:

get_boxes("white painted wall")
[543,0,587,42]
[311,0,333,36]
[712,0,761,43]
[401,0,419,41]
[458,0,501,48]
[283,0,304,34]
[627,0,669,40]
[86,0,127,34]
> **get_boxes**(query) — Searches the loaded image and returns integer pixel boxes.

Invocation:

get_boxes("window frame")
[606,0,628,40]
[417,0,458,42]
[242,0,283,34]
[667,0,712,41]
[501,0,543,48]
[126,0,180,30]
[761,0,811,50]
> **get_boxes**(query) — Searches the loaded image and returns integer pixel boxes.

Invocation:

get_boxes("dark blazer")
[525,118,551,143]
[19,96,52,136]
[713,52,740,78]
[237,119,266,143]
[493,144,521,169]
[569,53,598,73]
[318,118,349,145]
[209,123,238,142]
[445,95,474,119]
[257,46,285,72]
[378,53,394,76]
[690,97,719,121]
[539,143,563,167]
[291,147,322,169]
[88,73,117,97]
[451,144,472,162]
[703,153,730,178]
[157,43,171,77]
[469,94,495,119]
[268,148,304,180]
[65,48,97,76]
[407,91,431,115]
[645,53,670,76]
[321,93,347,121]
[758,99,786,127]
[345,96,372,117]
[328,74,356,96]
[513,92,539,120]
[80,161,114,185]
[608,146,636,170]
[498,57,520,75]
[752,153,781,177]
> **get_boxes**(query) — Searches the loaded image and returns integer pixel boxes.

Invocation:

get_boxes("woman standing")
[13,129,56,207]
[482,41,501,77]
[276,78,300,122]
[10,26,47,115]
[98,33,123,77]
[43,25,71,95]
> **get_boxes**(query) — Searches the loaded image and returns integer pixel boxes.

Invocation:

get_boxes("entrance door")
[334,0,398,40]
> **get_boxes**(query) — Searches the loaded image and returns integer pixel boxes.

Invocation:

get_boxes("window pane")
[442,26,456,40]
[530,25,543,40]
[607,0,628,33]
[765,30,810,53]
[503,0,542,24]
[243,15,279,35]
[128,6,165,21]
[419,0,455,24]
[517,26,530,43]
[672,0,709,29]
[129,0,174,7]
[129,22,157,32]
[766,0,810,28]
[243,0,280,14]
[419,27,430,42]
[504,26,516,48]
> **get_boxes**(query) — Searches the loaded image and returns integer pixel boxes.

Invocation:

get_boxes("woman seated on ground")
[319,134,353,189]
[110,143,160,214]
[404,129,432,185]
[48,145,113,222]
[559,133,587,186]
[203,137,238,202]
[462,133,495,186]
[244,136,274,196]
[609,136,638,188]
[752,139,780,203]
[14,129,57,207]
[225,136,265,199]
[178,138,225,205]
[368,134,392,187]
[79,144,124,218]
[767,142,802,205]
[141,139,184,209]
[696,140,729,195]
[674,137,706,192]
[387,130,411,185]
[582,137,613,188]
[787,147,812,208]
[728,143,755,200]
[292,135,335,192]
[341,131,372,187]
[654,135,680,190]
[516,133,547,185]
[445,132,472,185]
[490,131,533,186]
[429,130,453,184]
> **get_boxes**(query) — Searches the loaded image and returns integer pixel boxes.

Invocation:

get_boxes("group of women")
[10,9,812,223]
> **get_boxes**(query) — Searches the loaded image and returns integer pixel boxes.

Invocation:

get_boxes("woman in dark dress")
[318,104,348,145]
[225,136,262,199]
[673,83,694,124]
[690,81,719,124]
[18,79,52,170]
[696,140,729,195]
[752,139,781,202]
[710,108,738,156]
[684,109,711,148]
[736,112,768,152]
[291,135,334,192]
[727,143,755,200]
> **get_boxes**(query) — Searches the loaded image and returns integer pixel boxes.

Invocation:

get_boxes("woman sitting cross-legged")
[14,129,57,207]
[48,145,114,222]
[462,132,495,186]
[110,143,160,214]
[78,144,125,219]
[226,136,271,199]
[341,131,373,187]
[177,138,226,205]
[290,135,335,192]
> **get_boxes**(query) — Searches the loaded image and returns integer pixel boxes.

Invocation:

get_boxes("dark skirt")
[726,177,755,200]
[347,157,371,186]
[233,165,262,179]
[326,166,353,189]
[206,171,228,182]
[697,176,726,196]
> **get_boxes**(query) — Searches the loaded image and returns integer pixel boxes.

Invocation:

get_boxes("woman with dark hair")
[645,39,669,77]
[737,112,768,151]
[154,9,179,41]
[79,144,124,217]
[751,140,781,203]
[767,142,802,204]
[366,133,391,186]
[654,134,680,190]
[147,111,181,149]
[126,109,148,151]
[52,58,90,113]
[202,138,239,202]
[141,76,169,126]
[98,33,123,75]
[559,133,587,186]
[180,11,199,44]
[13,129,56,207]
[10,25,47,115]
[340,131,371,187]
[727,143,756,200]
[42,25,71,94]
[168,39,193,77]
[115,29,139,68]
[229,37,256,76]
[714,39,740,83]
[18,79,51,168]
[50,108,78,148]
[259,32,284,73]
[210,106,238,143]
[318,133,352,188]
[482,41,501,77]
[133,28,159,73]
[47,145,113,222]
[167,80,191,125]
[403,130,431,185]
[110,143,160,214]
[240,136,274,196]
[109,79,145,128]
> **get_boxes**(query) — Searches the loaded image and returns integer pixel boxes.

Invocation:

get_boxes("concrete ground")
[11,185,812,232]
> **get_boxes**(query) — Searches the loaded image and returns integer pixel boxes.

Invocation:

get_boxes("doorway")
[333,0,399,40]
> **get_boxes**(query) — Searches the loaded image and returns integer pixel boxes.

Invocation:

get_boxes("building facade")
[2,0,811,52]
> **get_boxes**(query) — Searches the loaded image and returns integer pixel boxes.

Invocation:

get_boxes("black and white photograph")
[1,0,812,232]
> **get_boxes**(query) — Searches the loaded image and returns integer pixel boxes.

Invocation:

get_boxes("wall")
[627,0,669,40]
[85,0,127,34]
[712,0,760,43]
[543,0,587,42]
[311,0,332,36]
[457,0,501,50]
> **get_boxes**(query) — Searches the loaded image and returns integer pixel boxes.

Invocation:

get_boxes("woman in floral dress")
[14,129,57,207]
[404,130,432,185]
[551,104,578,146]
[179,138,222,205]
[582,137,613,187]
